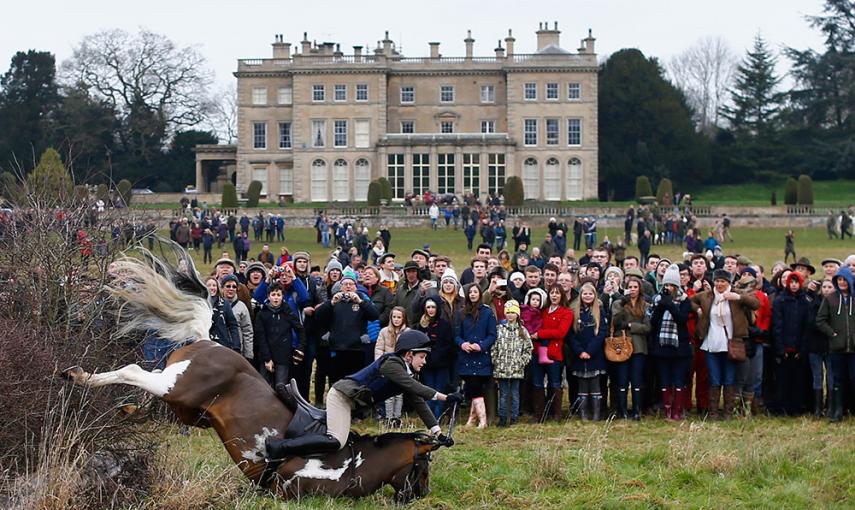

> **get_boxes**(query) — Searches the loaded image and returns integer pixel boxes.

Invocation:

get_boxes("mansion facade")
[195,22,599,202]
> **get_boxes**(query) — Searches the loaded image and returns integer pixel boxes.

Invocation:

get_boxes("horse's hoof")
[61,366,85,382]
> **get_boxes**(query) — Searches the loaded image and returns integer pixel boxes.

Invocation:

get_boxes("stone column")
[454,145,463,195]
[404,146,413,198]
[195,160,203,192]
[480,148,489,199]
[429,145,439,194]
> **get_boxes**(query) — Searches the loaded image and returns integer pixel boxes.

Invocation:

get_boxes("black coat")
[368,284,395,326]
[315,295,380,352]
[254,302,306,364]
[772,291,811,357]
[806,295,829,354]
[418,316,457,369]
[209,297,241,352]
[650,293,693,359]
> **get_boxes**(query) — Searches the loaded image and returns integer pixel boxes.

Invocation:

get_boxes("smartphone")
[428,281,438,288]
[497,279,508,287]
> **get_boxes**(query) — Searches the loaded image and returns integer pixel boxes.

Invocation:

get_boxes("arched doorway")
[311,159,328,202]
[544,158,560,200]
[523,157,539,200]
[567,157,583,200]
[333,159,349,201]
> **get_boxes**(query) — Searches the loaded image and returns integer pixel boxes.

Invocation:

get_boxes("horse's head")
[370,432,445,503]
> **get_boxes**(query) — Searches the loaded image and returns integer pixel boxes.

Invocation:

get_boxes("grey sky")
[2,0,827,89]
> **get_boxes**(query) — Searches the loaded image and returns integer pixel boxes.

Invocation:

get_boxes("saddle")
[283,379,328,439]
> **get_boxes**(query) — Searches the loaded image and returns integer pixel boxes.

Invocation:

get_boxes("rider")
[266,329,464,459]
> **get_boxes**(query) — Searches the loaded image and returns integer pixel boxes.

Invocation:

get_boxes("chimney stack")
[382,30,393,55]
[505,29,515,56]
[583,28,596,54]
[301,32,311,54]
[495,40,505,59]
[272,34,291,58]
[429,42,440,59]
[536,21,561,50]
[353,45,363,61]
[464,30,474,59]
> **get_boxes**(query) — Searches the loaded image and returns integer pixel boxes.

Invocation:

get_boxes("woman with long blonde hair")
[568,282,608,420]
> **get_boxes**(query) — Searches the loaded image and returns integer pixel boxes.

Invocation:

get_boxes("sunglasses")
[223,284,238,289]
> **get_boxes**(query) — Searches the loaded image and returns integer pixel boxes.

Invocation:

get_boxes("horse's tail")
[109,250,211,344]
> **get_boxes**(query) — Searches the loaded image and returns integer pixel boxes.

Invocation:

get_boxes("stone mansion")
[194,22,599,202]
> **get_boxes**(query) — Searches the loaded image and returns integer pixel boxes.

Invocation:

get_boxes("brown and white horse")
[62,252,444,501]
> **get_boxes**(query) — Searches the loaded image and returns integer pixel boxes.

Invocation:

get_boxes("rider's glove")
[445,391,464,404]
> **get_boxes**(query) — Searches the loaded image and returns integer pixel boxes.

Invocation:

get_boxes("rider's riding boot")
[265,434,340,461]
[273,367,296,409]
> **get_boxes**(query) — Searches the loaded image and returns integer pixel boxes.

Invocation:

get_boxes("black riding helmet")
[394,329,432,355]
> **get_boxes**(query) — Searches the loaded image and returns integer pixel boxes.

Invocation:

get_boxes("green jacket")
[816,294,855,353]
[610,298,652,355]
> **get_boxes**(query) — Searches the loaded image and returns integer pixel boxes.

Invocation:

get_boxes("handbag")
[727,337,747,362]
[605,323,633,363]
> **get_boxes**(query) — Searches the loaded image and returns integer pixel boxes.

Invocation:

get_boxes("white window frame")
[278,166,293,195]
[544,158,560,200]
[437,153,455,195]
[387,154,405,199]
[311,159,328,202]
[252,87,267,105]
[277,87,292,105]
[523,158,539,199]
[463,153,480,194]
[481,120,496,133]
[523,119,537,146]
[334,84,347,102]
[354,159,370,201]
[333,120,348,148]
[401,120,414,134]
[312,84,325,102]
[567,157,583,200]
[333,159,349,201]
[355,84,368,101]
[568,82,581,100]
[546,82,559,100]
[567,118,582,147]
[546,118,559,146]
[400,85,415,104]
[524,83,537,101]
[252,122,266,149]
[311,119,326,148]
[480,84,495,103]
[488,153,505,196]
[354,119,370,148]
[278,122,291,150]
[412,153,430,196]
[440,85,454,103]
[440,121,454,134]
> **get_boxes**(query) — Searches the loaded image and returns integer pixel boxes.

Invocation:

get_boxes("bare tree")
[61,28,213,155]
[204,84,237,144]
[668,36,738,134]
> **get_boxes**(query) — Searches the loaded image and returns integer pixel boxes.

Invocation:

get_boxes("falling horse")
[62,250,451,502]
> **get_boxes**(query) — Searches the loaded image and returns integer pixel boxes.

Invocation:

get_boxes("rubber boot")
[741,392,754,418]
[617,388,629,419]
[631,388,642,421]
[465,401,477,427]
[708,386,721,420]
[813,389,824,418]
[661,388,673,420]
[830,387,843,423]
[474,397,488,428]
[532,389,546,423]
[672,388,684,420]
[579,394,590,421]
[722,386,736,420]
[591,394,603,421]
[265,434,340,461]
[551,389,564,421]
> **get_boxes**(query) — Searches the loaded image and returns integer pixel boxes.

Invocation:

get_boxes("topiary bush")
[221,183,238,208]
[797,174,814,205]
[635,176,653,201]
[245,180,263,207]
[117,179,133,206]
[26,148,73,204]
[784,177,798,205]
[504,176,525,206]
[655,178,673,205]
[377,177,393,201]
[367,180,382,206]
[96,183,109,203]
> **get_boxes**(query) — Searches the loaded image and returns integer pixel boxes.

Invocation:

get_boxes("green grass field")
[691,180,855,206]
[139,224,855,509]
[190,225,854,278]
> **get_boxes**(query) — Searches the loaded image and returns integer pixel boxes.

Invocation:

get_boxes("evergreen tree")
[599,49,710,200]
[26,148,73,203]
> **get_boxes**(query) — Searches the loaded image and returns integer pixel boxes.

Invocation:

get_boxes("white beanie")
[524,287,548,309]
[662,264,681,288]
[440,268,459,287]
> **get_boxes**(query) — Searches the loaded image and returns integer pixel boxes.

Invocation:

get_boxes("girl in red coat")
[530,284,573,421]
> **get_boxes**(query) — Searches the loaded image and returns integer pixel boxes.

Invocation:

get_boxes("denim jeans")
[656,356,691,387]
[321,230,330,248]
[421,366,452,418]
[809,353,834,392]
[143,335,177,371]
[705,351,736,387]
[611,353,645,390]
[830,353,855,391]
[497,378,521,419]
[530,354,562,389]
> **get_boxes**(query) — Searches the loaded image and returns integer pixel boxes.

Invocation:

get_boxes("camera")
[340,292,352,302]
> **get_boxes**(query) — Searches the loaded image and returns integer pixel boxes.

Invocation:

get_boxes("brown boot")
[532,389,546,423]
[742,392,754,418]
[722,386,736,420]
[551,389,564,421]
[708,386,721,420]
